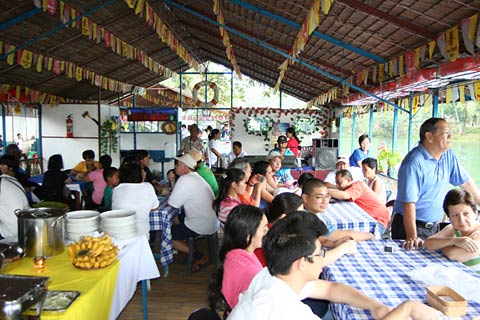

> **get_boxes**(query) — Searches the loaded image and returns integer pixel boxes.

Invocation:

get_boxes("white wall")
[230,108,329,155]
[41,104,120,169]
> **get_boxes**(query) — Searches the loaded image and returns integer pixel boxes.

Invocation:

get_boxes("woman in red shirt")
[286,127,301,157]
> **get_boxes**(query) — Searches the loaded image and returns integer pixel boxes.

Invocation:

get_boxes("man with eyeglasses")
[229,211,440,320]
[392,117,480,250]
[302,178,375,245]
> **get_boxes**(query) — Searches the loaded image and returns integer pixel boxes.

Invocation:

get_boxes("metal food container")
[0,274,49,320]
[15,208,65,257]
[0,243,25,273]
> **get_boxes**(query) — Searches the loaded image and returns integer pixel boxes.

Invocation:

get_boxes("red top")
[287,137,300,157]
[344,181,390,228]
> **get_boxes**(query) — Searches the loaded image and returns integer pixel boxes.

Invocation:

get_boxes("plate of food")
[30,290,80,312]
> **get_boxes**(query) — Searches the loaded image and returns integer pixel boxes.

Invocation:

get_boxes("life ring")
[192,81,220,108]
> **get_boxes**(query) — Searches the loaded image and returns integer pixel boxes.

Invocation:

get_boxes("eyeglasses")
[304,249,326,263]
[434,129,451,136]
[308,193,331,200]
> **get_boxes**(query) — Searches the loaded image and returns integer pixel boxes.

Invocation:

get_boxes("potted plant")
[377,146,402,177]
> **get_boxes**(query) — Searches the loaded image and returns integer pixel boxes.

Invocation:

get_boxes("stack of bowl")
[65,210,100,241]
[100,210,137,240]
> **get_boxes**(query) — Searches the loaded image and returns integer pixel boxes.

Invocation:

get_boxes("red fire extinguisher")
[66,114,73,138]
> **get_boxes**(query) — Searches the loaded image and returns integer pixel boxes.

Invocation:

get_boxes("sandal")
[191,255,209,273]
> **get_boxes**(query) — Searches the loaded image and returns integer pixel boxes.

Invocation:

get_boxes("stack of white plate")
[66,210,100,241]
[100,210,137,240]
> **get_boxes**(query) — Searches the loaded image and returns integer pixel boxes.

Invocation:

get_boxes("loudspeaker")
[314,148,337,170]
[312,139,338,170]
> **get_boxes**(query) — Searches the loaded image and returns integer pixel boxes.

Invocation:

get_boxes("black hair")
[443,189,477,217]
[232,141,242,149]
[99,154,112,169]
[298,172,315,188]
[209,205,264,312]
[47,154,64,171]
[419,117,445,142]
[252,160,270,175]
[121,155,140,165]
[82,149,95,160]
[263,211,328,276]
[0,154,18,170]
[267,193,303,223]
[213,168,245,215]
[336,169,353,181]
[119,162,143,183]
[103,166,119,181]
[135,149,149,160]
[208,129,220,140]
[286,127,301,144]
[358,134,370,147]
[301,178,326,195]
[361,157,378,171]
[5,144,21,161]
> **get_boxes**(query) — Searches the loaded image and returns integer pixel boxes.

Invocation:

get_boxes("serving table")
[2,235,159,320]
[319,201,379,236]
[322,240,480,319]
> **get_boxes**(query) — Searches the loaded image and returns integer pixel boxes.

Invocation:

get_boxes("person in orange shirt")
[229,157,265,207]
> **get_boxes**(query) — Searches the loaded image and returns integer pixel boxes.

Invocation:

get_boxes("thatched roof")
[0,0,479,107]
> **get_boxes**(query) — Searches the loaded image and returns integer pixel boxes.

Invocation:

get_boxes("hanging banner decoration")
[437,33,448,60]
[445,26,459,62]
[48,1,175,78]
[213,0,242,79]
[445,86,452,103]
[404,50,415,79]
[122,0,199,70]
[459,84,465,104]
[275,0,321,93]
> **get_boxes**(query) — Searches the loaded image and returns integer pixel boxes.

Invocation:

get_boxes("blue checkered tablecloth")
[322,240,480,319]
[149,197,179,266]
[319,201,378,235]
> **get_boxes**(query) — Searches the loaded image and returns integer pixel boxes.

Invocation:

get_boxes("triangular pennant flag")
[445,26,459,62]
[446,86,452,103]
[451,85,459,102]
[428,41,435,59]
[81,17,89,36]
[459,84,465,103]
[461,17,475,55]
[20,50,33,69]
[36,54,43,72]
[47,0,57,15]
[470,81,479,101]
[437,33,448,60]
[468,83,476,102]
[6,45,15,65]
[399,55,404,77]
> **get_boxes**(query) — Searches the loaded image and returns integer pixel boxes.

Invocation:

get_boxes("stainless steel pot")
[15,208,65,257]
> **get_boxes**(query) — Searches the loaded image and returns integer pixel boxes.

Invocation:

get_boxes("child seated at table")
[424,189,480,273]
[71,149,99,179]
[213,168,248,224]
[102,167,119,211]
[84,155,111,208]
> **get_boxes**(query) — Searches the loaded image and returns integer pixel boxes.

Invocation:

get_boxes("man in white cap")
[168,152,219,271]
[324,157,363,189]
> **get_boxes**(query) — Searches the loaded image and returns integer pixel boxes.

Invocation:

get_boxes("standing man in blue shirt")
[392,117,480,250]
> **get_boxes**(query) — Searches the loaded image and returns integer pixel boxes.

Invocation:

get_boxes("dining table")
[29,174,86,193]
[322,240,480,319]
[319,200,380,237]
[2,235,160,320]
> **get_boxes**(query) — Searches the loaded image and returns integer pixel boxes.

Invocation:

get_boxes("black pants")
[391,214,440,240]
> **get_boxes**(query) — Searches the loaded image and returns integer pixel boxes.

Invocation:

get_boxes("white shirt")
[112,182,159,238]
[228,150,248,162]
[207,139,219,166]
[324,167,364,185]
[168,172,219,235]
[0,174,29,238]
[229,268,319,320]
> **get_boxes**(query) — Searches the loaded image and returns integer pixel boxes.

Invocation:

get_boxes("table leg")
[141,280,148,320]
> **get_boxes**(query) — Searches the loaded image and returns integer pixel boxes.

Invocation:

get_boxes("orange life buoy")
[192,81,220,108]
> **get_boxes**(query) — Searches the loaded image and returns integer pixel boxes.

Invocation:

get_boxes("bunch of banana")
[67,234,119,269]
